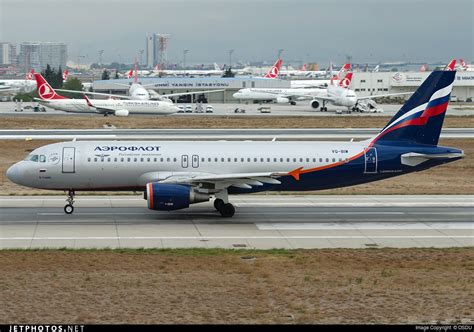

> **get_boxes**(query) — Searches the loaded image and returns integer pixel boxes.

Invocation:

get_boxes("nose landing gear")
[64,190,75,214]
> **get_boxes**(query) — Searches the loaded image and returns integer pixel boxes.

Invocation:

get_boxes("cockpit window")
[25,154,39,162]
[39,155,46,163]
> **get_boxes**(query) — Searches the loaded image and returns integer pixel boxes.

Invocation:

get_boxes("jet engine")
[145,183,209,211]
[114,109,129,117]
[276,97,290,104]
[311,100,320,109]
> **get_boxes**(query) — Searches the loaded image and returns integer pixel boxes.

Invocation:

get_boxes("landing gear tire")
[218,203,235,218]
[214,198,224,211]
[64,204,74,214]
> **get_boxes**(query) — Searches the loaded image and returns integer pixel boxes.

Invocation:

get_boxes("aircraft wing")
[156,171,286,189]
[56,89,131,99]
[302,95,336,102]
[357,92,413,101]
[82,94,115,114]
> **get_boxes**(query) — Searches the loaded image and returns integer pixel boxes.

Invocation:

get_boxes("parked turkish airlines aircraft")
[309,71,414,112]
[458,58,472,71]
[7,70,463,217]
[0,70,36,94]
[33,73,178,116]
[233,64,351,104]
[290,63,351,88]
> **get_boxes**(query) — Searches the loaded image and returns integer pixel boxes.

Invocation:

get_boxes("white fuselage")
[7,140,364,191]
[326,85,358,108]
[0,79,36,93]
[38,98,178,115]
[233,87,327,102]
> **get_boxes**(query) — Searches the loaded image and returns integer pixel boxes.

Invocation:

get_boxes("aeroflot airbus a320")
[7,70,464,217]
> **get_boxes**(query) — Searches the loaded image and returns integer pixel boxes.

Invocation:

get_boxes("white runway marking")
[257,222,474,230]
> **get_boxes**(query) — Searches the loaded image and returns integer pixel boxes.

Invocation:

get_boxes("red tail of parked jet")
[25,69,35,80]
[263,58,283,78]
[34,73,67,100]
[445,59,456,71]
[62,70,69,82]
[338,72,353,88]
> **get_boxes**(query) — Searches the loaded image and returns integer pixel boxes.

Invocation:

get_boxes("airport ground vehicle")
[258,106,271,113]
[205,105,214,113]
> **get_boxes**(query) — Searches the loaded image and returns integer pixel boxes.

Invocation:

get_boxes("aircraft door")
[181,155,189,168]
[62,147,75,173]
[364,147,377,174]
[192,155,199,168]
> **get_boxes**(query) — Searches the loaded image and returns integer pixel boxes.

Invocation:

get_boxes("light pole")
[183,49,189,75]
[278,48,284,59]
[228,49,234,68]
[139,49,144,66]
[98,50,104,66]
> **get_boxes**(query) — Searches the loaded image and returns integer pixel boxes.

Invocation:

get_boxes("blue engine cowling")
[145,183,209,211]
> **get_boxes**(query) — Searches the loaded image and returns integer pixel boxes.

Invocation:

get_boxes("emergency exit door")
[181,155,189,168]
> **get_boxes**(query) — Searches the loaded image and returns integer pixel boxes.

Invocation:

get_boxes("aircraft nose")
[233,92,241,98]
[6,164,19,184]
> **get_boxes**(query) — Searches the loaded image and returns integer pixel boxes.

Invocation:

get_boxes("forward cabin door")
[62,147,76,173]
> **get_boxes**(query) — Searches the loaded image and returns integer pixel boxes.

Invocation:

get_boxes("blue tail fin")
[372,71,455,146]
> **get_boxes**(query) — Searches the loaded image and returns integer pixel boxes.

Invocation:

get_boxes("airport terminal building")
[350,71,474,102]
[92,77,291,103]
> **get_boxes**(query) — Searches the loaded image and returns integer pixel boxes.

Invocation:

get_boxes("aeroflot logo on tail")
[94,146,161,152]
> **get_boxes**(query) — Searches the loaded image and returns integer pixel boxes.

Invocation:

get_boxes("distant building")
[145,34,156,69]
[18,42,67,72]
[0,42,17,65]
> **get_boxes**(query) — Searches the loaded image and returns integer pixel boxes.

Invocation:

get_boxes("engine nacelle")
[114,109,129,117]
[276,97,289,104]
[311,100,320,109]
[145,183,209,211]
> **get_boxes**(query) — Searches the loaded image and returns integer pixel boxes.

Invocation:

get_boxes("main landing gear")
[64,190,75,214]
[213,190,235,217]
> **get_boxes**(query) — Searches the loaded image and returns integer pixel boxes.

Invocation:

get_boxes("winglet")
[288,167,304,181]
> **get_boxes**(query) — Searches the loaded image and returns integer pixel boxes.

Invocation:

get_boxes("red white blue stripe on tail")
[371,70,455,146]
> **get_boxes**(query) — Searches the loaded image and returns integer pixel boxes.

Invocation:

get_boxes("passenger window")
[127,158,131,162]
[247,158,251,162]
[280,158,283,162]
[133,158,137,162]
[312,158,316,162]
[299,158,303,162]
[208,158,211,162]
[293,158,296,162]
[306,158,309,162]
[154,158,157,162]
[215,158,218,162]
[286,158,290,162]
[332,158,336,162]
[107,158,111,162]
[94,158,98,162]
[254,158,257,162]
[39,155,46,163]
[319,158,322,162]
[160,158,164,162]
[87,158,91,162]
[201,158,205,162]
[140,158,144,162]
[241,158,244,162]
[234,158,238,162]
[173,158,177,162]
[167,158,170,162]
[326,158,329,162]
[221,158,225,162]
[227,158,231,162]
[267,158,270,162]
[114,158,118,162]
[121,158,124,162]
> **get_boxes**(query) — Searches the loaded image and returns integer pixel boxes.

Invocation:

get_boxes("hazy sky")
[1,0,472,65]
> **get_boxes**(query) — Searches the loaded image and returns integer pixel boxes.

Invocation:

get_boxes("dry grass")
[0,139,472,195]
[1,115,473,129]
[0,248,473,324]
